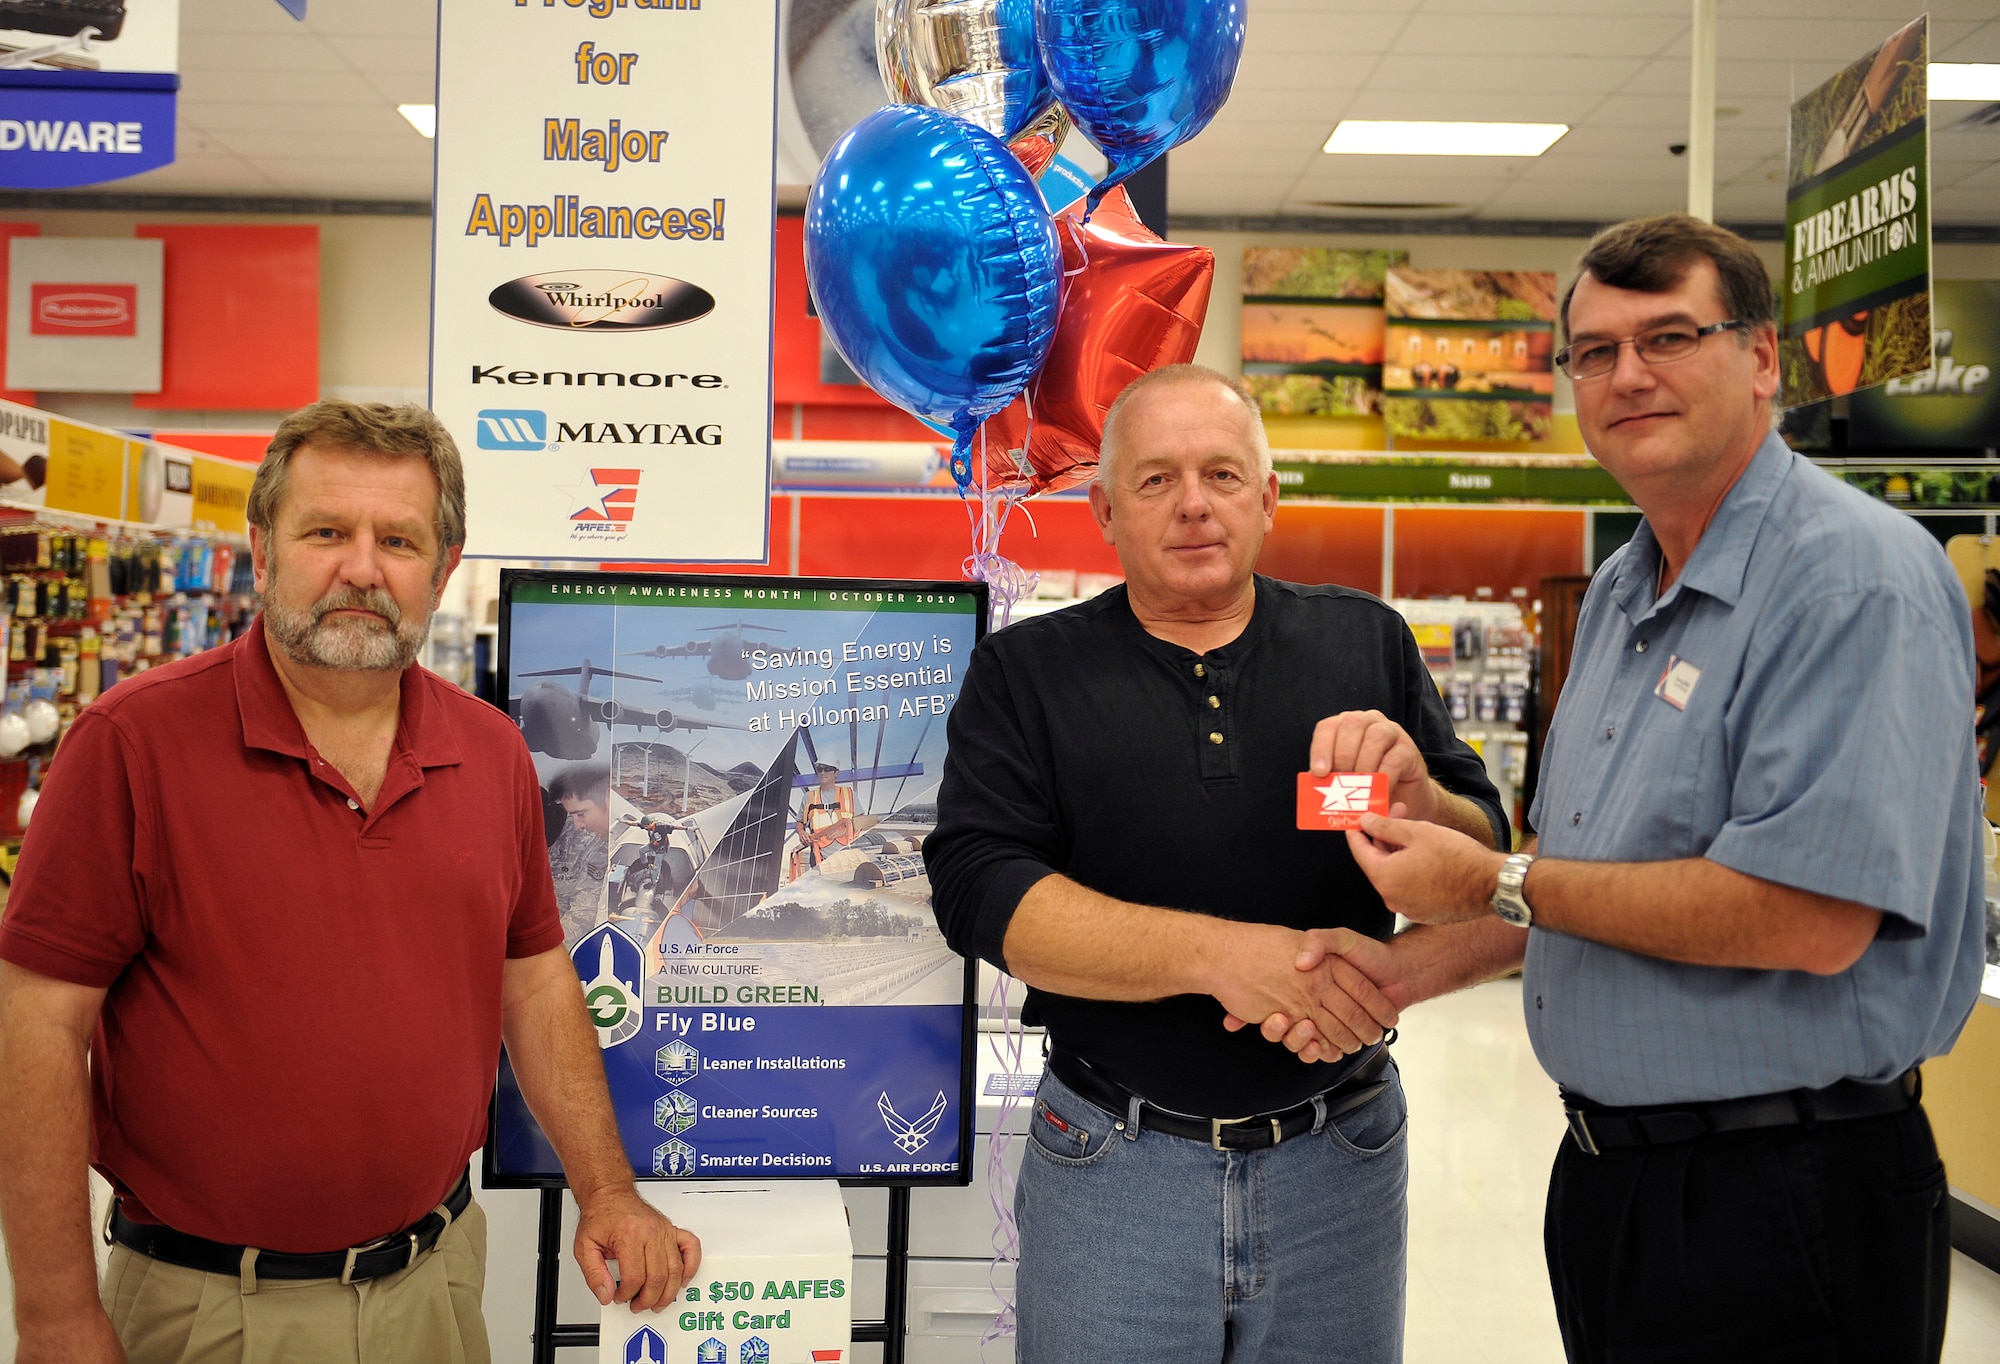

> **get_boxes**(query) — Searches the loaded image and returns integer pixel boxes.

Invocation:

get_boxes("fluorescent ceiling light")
[1323,120,1568,156]
[398,103,437,138]
[1932,64,2000,101]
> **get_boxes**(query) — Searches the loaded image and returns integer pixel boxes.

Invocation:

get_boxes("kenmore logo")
[477,409,548,451]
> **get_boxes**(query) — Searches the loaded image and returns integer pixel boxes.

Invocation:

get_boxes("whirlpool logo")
[489,269,715,332]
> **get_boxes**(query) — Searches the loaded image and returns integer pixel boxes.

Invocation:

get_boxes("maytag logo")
[30,283,136,336]
[477,409,548,451]
[489,269,715,332]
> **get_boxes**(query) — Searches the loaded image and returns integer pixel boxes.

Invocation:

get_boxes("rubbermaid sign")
[30,283,136,336]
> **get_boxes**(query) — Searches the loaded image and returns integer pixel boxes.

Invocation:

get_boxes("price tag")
[1296,772,1390,830]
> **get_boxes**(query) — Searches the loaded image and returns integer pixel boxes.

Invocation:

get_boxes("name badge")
[1654,655,1700,710]
[1297,771,1389,830]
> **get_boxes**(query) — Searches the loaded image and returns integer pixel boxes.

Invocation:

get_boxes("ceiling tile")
[207,128,432,161]
[302,4,440,39]
[1244,11,1409,53]
[1193,119,1337,153]
[1172,147,1323,179]
[186,102,412,135]
[1213,88,1356,124]
[1514,158,1685,187]
[181,31,348,71]
[179,69,384,104]
[323,34,435,74]
[1233,51,1382,91]
[1389,15,1685,60]
[1365,54,1642,94]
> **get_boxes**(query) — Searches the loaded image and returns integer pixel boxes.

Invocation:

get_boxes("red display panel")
[149,431,271,463]
[1259,505,1385,595]
[1391,507,1585,601]
[133,225,319,411]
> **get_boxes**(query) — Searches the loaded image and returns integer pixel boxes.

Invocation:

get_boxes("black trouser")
[1544,1103,1951,1363]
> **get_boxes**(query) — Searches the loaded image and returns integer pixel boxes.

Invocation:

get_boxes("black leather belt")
[109,1170,472,1283]
[1048,1045,1393,1151]
[1561,1070,1921,1155]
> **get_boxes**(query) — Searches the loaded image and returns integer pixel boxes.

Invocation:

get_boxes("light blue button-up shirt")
[1526,431,1986,1106]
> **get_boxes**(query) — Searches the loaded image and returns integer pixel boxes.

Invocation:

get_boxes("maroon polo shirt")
[0,616,564,1253]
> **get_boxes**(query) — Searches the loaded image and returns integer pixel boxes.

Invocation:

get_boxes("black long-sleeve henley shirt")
[924,576,1507,1115]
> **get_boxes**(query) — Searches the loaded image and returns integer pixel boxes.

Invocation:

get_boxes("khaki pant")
[101,1198,490,1364]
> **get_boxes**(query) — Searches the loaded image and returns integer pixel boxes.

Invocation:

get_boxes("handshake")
[1214,925,1410,1068]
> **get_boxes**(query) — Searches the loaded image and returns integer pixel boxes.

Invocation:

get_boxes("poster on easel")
[488,570,984,1188]
[1780,15,1931,406]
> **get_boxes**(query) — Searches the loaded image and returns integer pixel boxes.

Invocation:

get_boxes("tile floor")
[1395,978,2000,1364]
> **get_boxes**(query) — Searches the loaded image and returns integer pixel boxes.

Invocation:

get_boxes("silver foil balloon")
[876,0,1056,141]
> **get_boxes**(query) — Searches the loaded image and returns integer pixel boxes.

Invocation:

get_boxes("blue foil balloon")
[806,104,1063,487]
[1036,0,1247,209]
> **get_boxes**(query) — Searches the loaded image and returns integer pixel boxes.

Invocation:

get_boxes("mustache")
[310,586,403,628]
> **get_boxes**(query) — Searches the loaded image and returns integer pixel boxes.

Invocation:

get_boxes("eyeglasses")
[1555,319,1748,380]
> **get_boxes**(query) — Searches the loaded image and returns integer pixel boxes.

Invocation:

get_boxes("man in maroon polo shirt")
[0,400,699,1364]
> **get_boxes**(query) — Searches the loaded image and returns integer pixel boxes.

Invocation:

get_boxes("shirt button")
[1194,663,1206,677]
[1207,695,1220,709]
[1209,731,1224,745]
[1636,640,1649,653]
[346,798,359,811]
[1535,995,1544,1010]
[1605,725,1615,739]
[1571,811,1582,825]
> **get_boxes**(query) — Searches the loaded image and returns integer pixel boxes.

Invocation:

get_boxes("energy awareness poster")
[491,574,984,1185]
[430,0,777,562]
[1781,15,1931,406]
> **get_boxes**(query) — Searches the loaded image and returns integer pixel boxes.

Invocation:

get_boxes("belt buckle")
[1564,1108,1601,1156]
[1209,1116,1285,1150]
[340,1232,420,1285]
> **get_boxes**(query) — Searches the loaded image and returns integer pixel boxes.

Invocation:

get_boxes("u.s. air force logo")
[573,924,644,1049]
[879,1091,948,1154]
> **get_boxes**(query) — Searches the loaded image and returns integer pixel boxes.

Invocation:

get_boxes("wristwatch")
[1491,852,1536,926]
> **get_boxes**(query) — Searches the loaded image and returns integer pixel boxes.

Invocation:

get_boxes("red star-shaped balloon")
[975,186,1214,495]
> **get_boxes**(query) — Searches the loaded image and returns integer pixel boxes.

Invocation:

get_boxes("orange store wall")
[1392,508,1586,600]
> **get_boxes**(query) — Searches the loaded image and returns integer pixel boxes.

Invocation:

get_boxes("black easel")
[530,1184,913,1363]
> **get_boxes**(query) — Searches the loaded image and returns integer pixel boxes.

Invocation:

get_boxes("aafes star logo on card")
[1296,772,1390,830]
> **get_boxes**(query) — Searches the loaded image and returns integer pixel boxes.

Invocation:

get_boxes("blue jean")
[1014,1061,1409,1364]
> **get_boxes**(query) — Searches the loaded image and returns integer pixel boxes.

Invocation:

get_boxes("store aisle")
[1396,977,2000,1364]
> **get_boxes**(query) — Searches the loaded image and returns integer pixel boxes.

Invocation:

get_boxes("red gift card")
[1297,772,1390,830]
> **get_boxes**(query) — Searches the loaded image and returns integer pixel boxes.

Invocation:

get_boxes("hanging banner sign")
[431,0,780,563]
[489,571,983,1187]
[0,3,180,190]
[1781,15,1931,406]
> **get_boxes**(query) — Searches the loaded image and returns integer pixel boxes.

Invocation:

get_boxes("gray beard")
[263,568,436,673]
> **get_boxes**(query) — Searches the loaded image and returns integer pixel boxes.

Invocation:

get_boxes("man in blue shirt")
[1258,216,1984,1362]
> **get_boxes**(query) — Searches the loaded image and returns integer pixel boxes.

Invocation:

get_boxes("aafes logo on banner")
[573,924,644,1049]
[569,466,640,541]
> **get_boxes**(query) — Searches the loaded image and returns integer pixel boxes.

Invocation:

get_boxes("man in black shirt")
[924,365,1506,1364]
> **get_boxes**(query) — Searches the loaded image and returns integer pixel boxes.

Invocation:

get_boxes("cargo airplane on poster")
[622,620,785,681]
[510,658,748,761]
